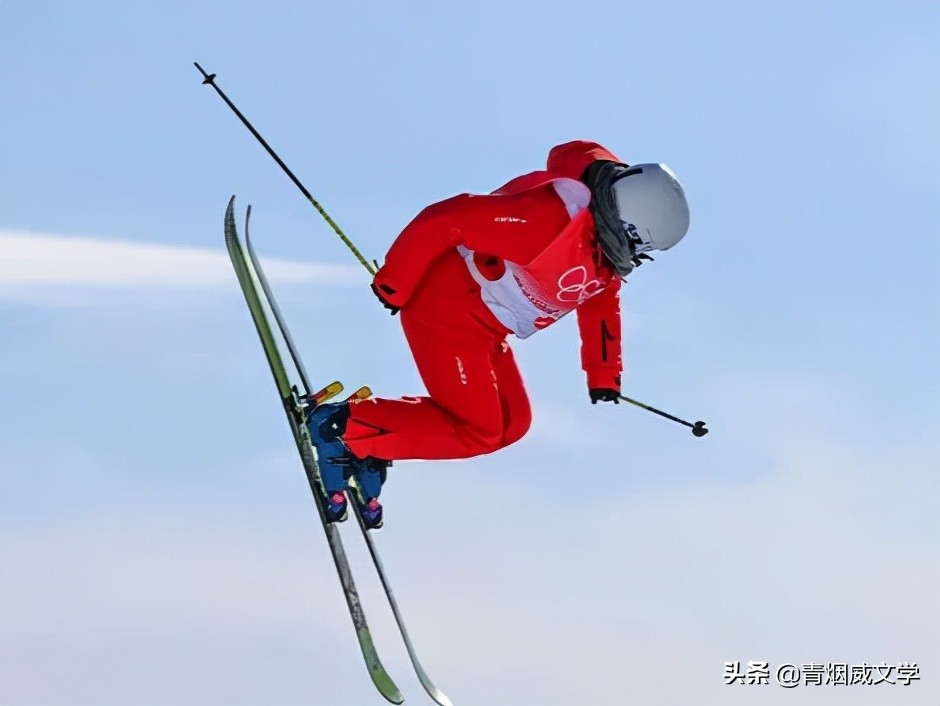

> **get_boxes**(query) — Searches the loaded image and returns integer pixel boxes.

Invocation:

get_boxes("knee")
[452,393,532,455]
[465,421,506,454]
[501,400,532,448]
[465,411,530,456]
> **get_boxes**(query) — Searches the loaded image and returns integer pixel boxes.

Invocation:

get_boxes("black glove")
[371,283,400,315]
[589,388,620,404]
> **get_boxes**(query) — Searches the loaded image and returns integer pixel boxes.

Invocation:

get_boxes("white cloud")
[0,230,361,291]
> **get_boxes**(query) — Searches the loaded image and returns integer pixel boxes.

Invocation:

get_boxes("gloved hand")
[589,388,620,404]
[371,283,400,315]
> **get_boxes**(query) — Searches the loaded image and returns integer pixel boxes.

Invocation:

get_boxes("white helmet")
[611,163,690,253]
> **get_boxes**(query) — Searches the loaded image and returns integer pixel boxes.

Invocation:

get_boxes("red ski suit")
[344,141,624,461]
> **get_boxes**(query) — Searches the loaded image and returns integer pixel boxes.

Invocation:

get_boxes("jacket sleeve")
[371,196,466,309]
[373,185,566,308]
[576,279,623,390]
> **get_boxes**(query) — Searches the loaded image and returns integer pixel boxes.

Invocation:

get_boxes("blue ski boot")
[305,401,353,523]
[305,400,389,530]
[348,456,389,530]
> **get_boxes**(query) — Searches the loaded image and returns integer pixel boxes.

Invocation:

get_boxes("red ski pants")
[344,253,532,461]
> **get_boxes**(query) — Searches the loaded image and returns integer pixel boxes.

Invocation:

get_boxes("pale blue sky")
[1,2,938,705]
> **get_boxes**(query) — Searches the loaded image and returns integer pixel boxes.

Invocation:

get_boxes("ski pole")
[618,395,709,437]
[194,62,377,276]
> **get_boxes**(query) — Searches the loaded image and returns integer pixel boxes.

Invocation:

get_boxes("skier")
[307,140,690,528]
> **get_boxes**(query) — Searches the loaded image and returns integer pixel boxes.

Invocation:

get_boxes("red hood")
[492,140,623,195]
[546,140,623,179]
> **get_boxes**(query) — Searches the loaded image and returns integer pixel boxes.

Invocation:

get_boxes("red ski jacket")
[373,140,624,390]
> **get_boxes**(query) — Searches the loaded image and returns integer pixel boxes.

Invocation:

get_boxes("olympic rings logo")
[556,266,604,304]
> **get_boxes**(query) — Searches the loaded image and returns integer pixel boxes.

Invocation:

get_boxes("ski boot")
[305,401,353,523]
[305,400,389,530]
[346,456,389,530]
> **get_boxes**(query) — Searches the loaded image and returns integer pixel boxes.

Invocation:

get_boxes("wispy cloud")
[0,230,361,291]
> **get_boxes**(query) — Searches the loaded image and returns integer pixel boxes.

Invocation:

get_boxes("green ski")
[224,197,403,704]
[242,202,456,706]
